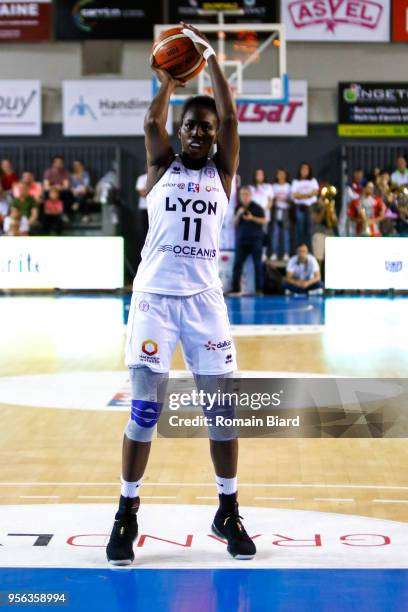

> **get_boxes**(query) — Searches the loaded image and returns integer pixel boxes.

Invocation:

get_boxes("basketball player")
[106,23,256,564]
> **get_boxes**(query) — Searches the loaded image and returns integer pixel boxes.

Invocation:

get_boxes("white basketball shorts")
[125,287,237,375]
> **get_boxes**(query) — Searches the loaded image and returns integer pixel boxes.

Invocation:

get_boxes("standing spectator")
[391,156,408,187]
[1,159,18,193]
[230,186,268,296]
[12,171,42,203]
[348,181,385,236]
[350,168,366,195]
[12,182,40,234]
[135,167,148,244]
[43,187,64,235]
[3,204,29,236]
[43,156,72,217]
[271,168,291,261]
[71,160,92,222]
[249,168,274,257]
[0,184,9,234]
[282,244,323,295]
[291,162,319,250]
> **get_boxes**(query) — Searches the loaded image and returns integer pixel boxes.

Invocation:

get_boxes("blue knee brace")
[125,366,168,442]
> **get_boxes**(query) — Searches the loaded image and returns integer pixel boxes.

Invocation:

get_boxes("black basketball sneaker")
[211,502,256,560]
[106,496,139,566]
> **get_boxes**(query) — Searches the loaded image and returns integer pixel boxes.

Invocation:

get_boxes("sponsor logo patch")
[188,182,200,193]
[205,340,217,351]
[205,167,216,178]
[138,301,149,312]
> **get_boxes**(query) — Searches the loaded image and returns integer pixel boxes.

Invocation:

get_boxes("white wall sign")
[237,81,307,136]
[0,237,124,289]
[325,237,408,289]
[0,80,41,135]
[63,80,173,136]
[282,0,390,42]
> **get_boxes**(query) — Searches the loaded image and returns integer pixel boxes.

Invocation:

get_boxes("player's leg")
[182,289,256,559]
[106,292,177,565]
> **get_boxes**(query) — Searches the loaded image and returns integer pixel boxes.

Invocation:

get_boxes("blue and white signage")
[325,237,408,289]
[0,237,124,289]
[63,80,173,136]
[0,80,41,135]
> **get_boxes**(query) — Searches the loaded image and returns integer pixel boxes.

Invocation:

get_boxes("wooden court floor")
[0,295,407,523]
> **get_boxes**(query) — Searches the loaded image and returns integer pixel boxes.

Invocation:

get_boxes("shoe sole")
[211,523,255,560]
[107,557,134,566]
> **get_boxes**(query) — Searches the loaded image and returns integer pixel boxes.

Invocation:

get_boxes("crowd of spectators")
[0,156,94,236]
[347,155,408,237]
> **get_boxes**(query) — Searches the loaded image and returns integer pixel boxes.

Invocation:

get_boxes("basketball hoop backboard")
[152,18,288,106]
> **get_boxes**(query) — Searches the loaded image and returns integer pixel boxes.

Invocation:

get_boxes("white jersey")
[133,155,229,296]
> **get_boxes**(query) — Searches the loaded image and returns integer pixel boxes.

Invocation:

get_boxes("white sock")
[121,476,142,498]
[215,476,237,495]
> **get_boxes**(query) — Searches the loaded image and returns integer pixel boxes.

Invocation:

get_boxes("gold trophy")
[319,185,338,230]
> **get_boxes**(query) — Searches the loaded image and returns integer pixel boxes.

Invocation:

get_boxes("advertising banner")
[0,0,51,42]
[54,0,158,40]
[325,237,408,289]
[338,82,408,137]
[237,81,307,137]
[0,237,124,290]
[0,80,41,135]
[63,80,172,137]
[392,0,408,41]
[169,0,277,24]
[282,0,390,42]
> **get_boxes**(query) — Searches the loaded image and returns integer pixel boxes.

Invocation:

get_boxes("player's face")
[179,106,218,159]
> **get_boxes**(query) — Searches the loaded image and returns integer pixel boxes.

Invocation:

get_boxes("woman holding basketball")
[106,23,256,565]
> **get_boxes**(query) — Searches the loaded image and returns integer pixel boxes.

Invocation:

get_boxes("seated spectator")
[230,186,268,296]
[291,162,319,251]
[12,182,40,234]
[0,185,9,234]
[43,187,64,235]
[43,156,72,217]
[348,181,386,236]
[71,159,92,222]
[3,204,29,236]
[250,168,274,257]
[391,156,408,187]
[1,159,18,193]
[271,168,291,262]
[282,244,323,296]
[12,171,42,202]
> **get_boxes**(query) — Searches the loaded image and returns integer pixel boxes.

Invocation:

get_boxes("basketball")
[151,27,206,82]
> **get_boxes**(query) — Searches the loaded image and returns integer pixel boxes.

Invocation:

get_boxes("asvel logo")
[0,90,37,119]
[70,96,97,120]
[288,0,384,34]
[385,260,403,272]
[188,182,200,193]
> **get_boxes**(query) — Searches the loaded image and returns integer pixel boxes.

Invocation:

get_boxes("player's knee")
[125,399,163,442]
[194,372,237,441]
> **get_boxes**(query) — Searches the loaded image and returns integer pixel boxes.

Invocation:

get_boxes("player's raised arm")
[144,68,184,171]
[182,23,239,180]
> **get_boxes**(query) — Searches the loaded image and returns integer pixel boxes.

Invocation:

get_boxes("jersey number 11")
[182,217,202,242]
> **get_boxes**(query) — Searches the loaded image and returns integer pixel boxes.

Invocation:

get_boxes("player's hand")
[150,58,185,90]
[181,22,214,58]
